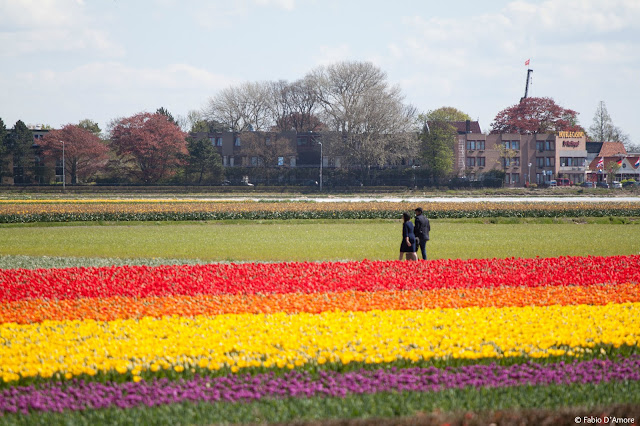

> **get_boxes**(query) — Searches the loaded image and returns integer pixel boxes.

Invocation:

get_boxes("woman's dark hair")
[402,212,411,222]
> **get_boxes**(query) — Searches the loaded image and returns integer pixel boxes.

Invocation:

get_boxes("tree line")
[0,61,634,187]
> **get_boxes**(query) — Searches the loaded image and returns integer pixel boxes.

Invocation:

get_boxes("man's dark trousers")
[417,237,427,260]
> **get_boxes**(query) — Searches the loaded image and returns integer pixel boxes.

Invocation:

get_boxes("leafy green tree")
[420,106,471,123]
[418,120,455,183]
[4,120,35,183]
[0,118,7,179]
[605,160,622,183]
[77,119,102,136]
[157,107,177,125]
[495,142,519,175]
[184,136,224,185]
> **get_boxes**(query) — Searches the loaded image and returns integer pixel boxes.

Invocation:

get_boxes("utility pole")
[318,140,323,192]
[61,140,65,190]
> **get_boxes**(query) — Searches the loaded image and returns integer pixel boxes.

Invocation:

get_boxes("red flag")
[635,157,640,168]
[597,157,604,168]
[525,59,530,66]
[617,158,623,166]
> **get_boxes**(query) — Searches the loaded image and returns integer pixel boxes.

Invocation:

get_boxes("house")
[457,130,588,186]
[586,142,639,182]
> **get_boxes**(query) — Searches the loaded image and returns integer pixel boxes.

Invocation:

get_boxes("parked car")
[548,180,557,187]
[580,182,595,188]
[611,181,623,189]
[556,178,573,186]
[596,182,610,189]
[622,180,639,188]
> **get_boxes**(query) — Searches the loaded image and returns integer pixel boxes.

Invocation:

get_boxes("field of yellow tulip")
[1,255,639,424]
[1,199,640,222]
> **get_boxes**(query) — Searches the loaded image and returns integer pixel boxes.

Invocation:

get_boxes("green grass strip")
[2,221,639,263]
[3,380,639,425]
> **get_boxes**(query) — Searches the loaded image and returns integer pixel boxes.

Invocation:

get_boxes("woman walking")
[399,212,418,261]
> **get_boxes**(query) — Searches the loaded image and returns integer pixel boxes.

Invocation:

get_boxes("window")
[277,157,284,166]
[229,157,235,166]
[290,157,296,167]
[466,157,476,167]
[477,140,485,150]
[265,137,271,145]
[536,141,544,151]
[234,136,241,147]
[510,140,520,150]
[477,157,485,167]
[537,157,544,168]
[545,157,555,167]
[511,174,520,184]
[223,156,228,166]
[503,157,519,167]
[251,156,258,166]
[466,140,476,150]
[296,137,306,146]
[545,140,555,151]
[216,137,223,146]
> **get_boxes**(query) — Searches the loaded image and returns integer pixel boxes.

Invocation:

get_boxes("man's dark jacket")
[414,214,430,241]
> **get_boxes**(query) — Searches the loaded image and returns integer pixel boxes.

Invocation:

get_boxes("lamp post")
[61,140,65,190]
[528,162,532,185]
[318,140,323,192]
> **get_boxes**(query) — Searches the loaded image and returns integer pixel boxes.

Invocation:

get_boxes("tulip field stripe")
[4,381,640,426]
[1,303,639,383]
[2,283,640,324]
[2,200,640,223]
[2,255,639,302]
[2,357,639,415]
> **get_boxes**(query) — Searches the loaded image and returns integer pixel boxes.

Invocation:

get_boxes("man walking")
[414,207,430,260]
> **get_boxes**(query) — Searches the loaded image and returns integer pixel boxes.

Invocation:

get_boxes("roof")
[450,121,482,134]
[598,141,627,157]
[586,141,603,154]
[426,120,481,134]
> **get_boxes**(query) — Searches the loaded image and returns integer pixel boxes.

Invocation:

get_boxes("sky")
[1,0,638,145]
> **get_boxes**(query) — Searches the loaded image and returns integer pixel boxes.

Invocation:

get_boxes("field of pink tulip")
[1,255,639,424]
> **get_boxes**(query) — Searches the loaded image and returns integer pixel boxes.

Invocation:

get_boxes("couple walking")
[399,207,430,261]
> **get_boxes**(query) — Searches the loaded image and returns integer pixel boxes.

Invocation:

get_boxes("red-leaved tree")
[490,97,583,134]
[109,112,187,184]
[41,124,109,183]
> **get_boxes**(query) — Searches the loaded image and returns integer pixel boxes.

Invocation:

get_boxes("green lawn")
[1,219,638,263]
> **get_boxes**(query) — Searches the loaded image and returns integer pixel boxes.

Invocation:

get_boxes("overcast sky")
[1,0,638,144]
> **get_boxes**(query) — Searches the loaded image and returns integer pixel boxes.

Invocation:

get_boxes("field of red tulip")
[1,255,639,424]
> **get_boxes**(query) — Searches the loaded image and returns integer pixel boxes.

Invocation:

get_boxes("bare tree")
[267,78,323,132]
[309,61,418,179]
[203,82,273,132]
[589,101,629,145]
